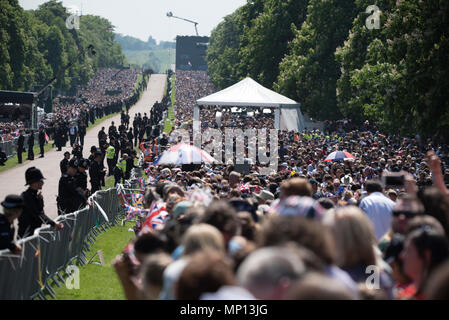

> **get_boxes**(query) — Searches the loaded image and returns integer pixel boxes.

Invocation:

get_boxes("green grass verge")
[103,175,116,190]
[49,221,136,300]
[0,142,54,173]
[163,75,176,134]
[134,74,143,90]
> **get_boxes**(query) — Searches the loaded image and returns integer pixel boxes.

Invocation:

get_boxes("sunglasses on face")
[392,210,417,219]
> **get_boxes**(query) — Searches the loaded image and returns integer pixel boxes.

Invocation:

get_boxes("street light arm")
[167,12,199,36]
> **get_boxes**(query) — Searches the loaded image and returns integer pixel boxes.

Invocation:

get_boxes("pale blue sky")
[19,0,246,42]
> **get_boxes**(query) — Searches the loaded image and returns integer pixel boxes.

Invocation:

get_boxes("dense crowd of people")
[3,69,449,301]
[0,68,147,166]
[0,68,143,144]
[108,70,449,300]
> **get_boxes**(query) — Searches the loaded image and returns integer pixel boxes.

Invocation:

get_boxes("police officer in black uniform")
[38,126,46,158]
[0,195,24,252]
[60,151,71,175]
[89,151,105,193]
[72,143,83,160]
[76,158,90,198]
[18,167,63,238]
[17,130,25,164]
[78,121,86,146]
[57,159,87,215]
[27,130,35,160]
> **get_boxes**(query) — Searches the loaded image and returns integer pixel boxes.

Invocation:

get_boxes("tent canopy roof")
[197,77,299,108]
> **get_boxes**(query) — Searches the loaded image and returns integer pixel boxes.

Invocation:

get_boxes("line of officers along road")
[0,138,139,252]
[1,113,167,251]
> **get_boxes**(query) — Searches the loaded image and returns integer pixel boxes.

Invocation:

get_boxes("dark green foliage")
[275,0,358,120]
[335,0,449,140]
[206,0,265,90]
[0,0,127,94]
[207,0,449,141]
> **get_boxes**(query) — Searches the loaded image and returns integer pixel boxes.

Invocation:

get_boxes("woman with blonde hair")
[324,206,393,298]
[159,223,225,300]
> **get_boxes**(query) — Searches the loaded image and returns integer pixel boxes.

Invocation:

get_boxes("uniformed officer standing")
[57,159,87,215]
[60,151,71,175]
[18,167,63,238]
[105,141,116,176]
[27,130,35,160]
[76,158,90,198]
[72,143,83,160]
[88,146,97,163]
[116,153,128,184]
[17,130,25,164]
[78,121,86,146]
[89,151,105,193]
[38,126,46,158]
[126,151,137,180]
[0,195,24,252]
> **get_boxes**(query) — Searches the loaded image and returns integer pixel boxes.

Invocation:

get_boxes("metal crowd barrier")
[0,134,40,159]
[0,187,124,300]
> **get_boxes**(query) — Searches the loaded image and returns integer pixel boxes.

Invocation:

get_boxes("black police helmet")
[68,159,78,168]
[25,167,45,186]
[79,159,90,169]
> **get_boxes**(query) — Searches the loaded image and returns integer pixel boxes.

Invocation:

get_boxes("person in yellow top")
[105,142,116,176]
[114,154,128,185]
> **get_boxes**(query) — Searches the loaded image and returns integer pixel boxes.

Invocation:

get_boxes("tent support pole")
[274,108,280,130]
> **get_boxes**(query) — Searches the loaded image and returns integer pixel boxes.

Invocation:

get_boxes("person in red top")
[140,141,152,163]
[400,225,449,299]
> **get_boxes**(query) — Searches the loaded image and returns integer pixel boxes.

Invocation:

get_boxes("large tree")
[338,0,449,140]
[275,0,358,120]
[206,0,265,90]
[0,0,127,94]
[238,0,309,88]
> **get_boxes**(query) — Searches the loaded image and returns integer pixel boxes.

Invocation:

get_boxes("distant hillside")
[115,34,175,73]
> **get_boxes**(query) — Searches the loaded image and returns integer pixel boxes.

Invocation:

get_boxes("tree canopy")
[0,0,127,95]
[206,0,449,141]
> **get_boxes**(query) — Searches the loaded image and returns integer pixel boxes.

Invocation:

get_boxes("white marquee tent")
[196,77,305,132]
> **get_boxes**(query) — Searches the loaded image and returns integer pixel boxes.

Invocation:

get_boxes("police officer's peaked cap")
[25,167,46,185]
[1,194,24,209]
[64,151,71,156]
[68,159,79,168]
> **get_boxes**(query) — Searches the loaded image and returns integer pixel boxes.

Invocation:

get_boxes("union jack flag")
[138,177,146,191]
[141,201,168,231]
[123,204,144,221]
[131,193,144,208]
[237,183,251,193]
